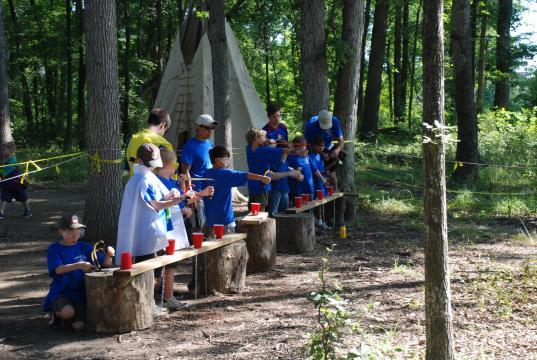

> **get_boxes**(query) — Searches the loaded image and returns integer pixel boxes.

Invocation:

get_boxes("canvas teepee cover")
[154,20,266,177]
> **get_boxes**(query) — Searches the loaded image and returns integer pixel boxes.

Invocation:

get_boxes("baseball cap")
[136,143,163,168]
[318,110,333,130]
[59,213,86,230]
[195,114,218,127]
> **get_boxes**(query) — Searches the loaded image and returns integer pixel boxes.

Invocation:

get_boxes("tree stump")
[240,217,276,274]
[194,240,248,296]
[274,213,315,253]
[85,270,153,333]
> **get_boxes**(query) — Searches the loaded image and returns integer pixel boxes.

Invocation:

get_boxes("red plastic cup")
[294,196,303,208]
[214,224,225,240]
[250,202,261,215]
[302,193,310,203]
[316,189,324,200]
[120,252,132,270]
[166,239,176,255]
[327,186,335,196]
[193,232,204,249]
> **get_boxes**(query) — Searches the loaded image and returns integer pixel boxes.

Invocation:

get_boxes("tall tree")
[422,0,455,357]
[76,0,86,147]
[122,0,132,145]
[0,1,12,145]
[452,0,479,182]
[357,0,372,124]
[393,0,404,123]
[476,7,488,114]
[208,0,232,151]
[64,0,74,151]
[334,0,365,225]
[493,0,512,109]
[300,0,329,123]
[400,0,410,124]
[408,0,422,127]
[84,0,122,245]
[361,0,389,138]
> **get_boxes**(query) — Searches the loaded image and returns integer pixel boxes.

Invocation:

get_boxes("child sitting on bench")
[45,213,115,331]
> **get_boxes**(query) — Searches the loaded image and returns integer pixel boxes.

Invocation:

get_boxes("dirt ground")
[0,186,536,359]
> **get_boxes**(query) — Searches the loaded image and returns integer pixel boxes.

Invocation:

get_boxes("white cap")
[318,110,333,130]
[196,114,218,126]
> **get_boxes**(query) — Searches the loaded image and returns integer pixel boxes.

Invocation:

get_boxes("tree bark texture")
[84,0,122,246]
[76,0,86,148]
[408,0,422,128]
[122,0,131,145]
[0,1,12,145]
[274,213,315,253]
[208,0,232,152]
[476,10,487,114]
[470,0,478,85]
[357,0,372,124]
[361,0,389,138]
[493,0,512,109]
[300,0,329,123]
[63,0,74,151]
[386,39,394,123]
[401,0,410,125]
[334,0,364,224]
[85,271,154,333]
[240,218,276,274]
[393,0,403,123]
[451,0,479,182]
[422,0,455,358]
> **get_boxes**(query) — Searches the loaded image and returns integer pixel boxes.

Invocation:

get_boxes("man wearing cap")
[262,103,288,143]
[305,110,345,186]
[125,108,173,177]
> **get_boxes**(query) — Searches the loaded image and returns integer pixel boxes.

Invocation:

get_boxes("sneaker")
[0,212,4,220]
[22,209,32,218]
[152,304,169,317]
[163,297,190,310]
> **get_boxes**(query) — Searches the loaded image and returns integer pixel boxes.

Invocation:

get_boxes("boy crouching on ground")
[44,214,114,331]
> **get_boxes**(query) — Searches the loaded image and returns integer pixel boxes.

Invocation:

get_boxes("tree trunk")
[84,0,122,246]
[334,0,364,226]
[493,0,512,109]
[64,0,74,151]
[476,10,487,114]
[240,218,276,274]
[122,0,131,145]
[407,0,422,128]
[361,0,389,138]
[208,0,232,152]
[44,65,56,136]
[401,0,410,124]
[386,39,394,124]
[470,0,478,85]
[452,0,479,182]
[275,213,315,253]
[76,0,86,148]
[357,0,372,125]
[422,0,455,358]
[85,271,154,333]
[393,0,403,124]
[300,0,329,123]
[0,1,12,145]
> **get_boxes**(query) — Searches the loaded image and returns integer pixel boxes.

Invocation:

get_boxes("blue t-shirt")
[246,145,283,195]
[181,137,214,178]
[156,176,187,209]
[202,167,248,226]
[309,152,327,196]
[1,155,18,177]
[270,156,290,193]
[288,154,315,196]
[144,181,173,231]
[44,241,104,312]
[305,116,343,149]
[262,123,288,142]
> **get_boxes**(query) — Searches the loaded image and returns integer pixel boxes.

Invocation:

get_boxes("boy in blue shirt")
[262,103,288,142]
[0,142,32,219]
[288,136,315,205]
[309,136,330,197]
[245,128,291,211]
[45,213,115,331]
[203,146,271,235]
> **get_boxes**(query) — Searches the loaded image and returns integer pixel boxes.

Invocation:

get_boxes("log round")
[240,217,276,274]
[274,213,315,253]
[195,240,248,296]
[85,270,153,333]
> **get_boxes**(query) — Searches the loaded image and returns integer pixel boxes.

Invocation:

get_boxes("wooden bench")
[276,193,344,253]
[238,212,276,274]
[85,233,248,333]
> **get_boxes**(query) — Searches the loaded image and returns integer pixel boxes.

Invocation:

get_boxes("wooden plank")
[240,211,269,225]
[113,233,247,278]
[284,192,344,214]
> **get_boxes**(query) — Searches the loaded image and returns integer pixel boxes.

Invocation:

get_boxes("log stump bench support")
[284,192,344,229]
[238,212,276,274]
[85,233,248,333]
[274,213,315,253]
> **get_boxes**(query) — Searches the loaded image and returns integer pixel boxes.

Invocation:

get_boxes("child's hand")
[322,177,330,187]
[297,174,304,182]
[199,186,214,197]
[79,262,95,273]
[291,170,302,179]
[261,176,271,184]
[184,189,196,199]
[182,207,193,218]
[187,195,199,205]
[106,246,115,257]
[168,188,181,199]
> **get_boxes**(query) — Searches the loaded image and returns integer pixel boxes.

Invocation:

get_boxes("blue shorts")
[1,187,28,203]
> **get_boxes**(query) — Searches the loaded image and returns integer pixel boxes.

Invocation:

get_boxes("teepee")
[154,16,266,176]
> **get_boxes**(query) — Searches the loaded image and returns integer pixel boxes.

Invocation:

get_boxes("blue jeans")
[268,190,289,216]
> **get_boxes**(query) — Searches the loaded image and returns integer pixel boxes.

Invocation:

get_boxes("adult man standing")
[125,109,173,177]
[305,110,345,187]
[262,103,288,143]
